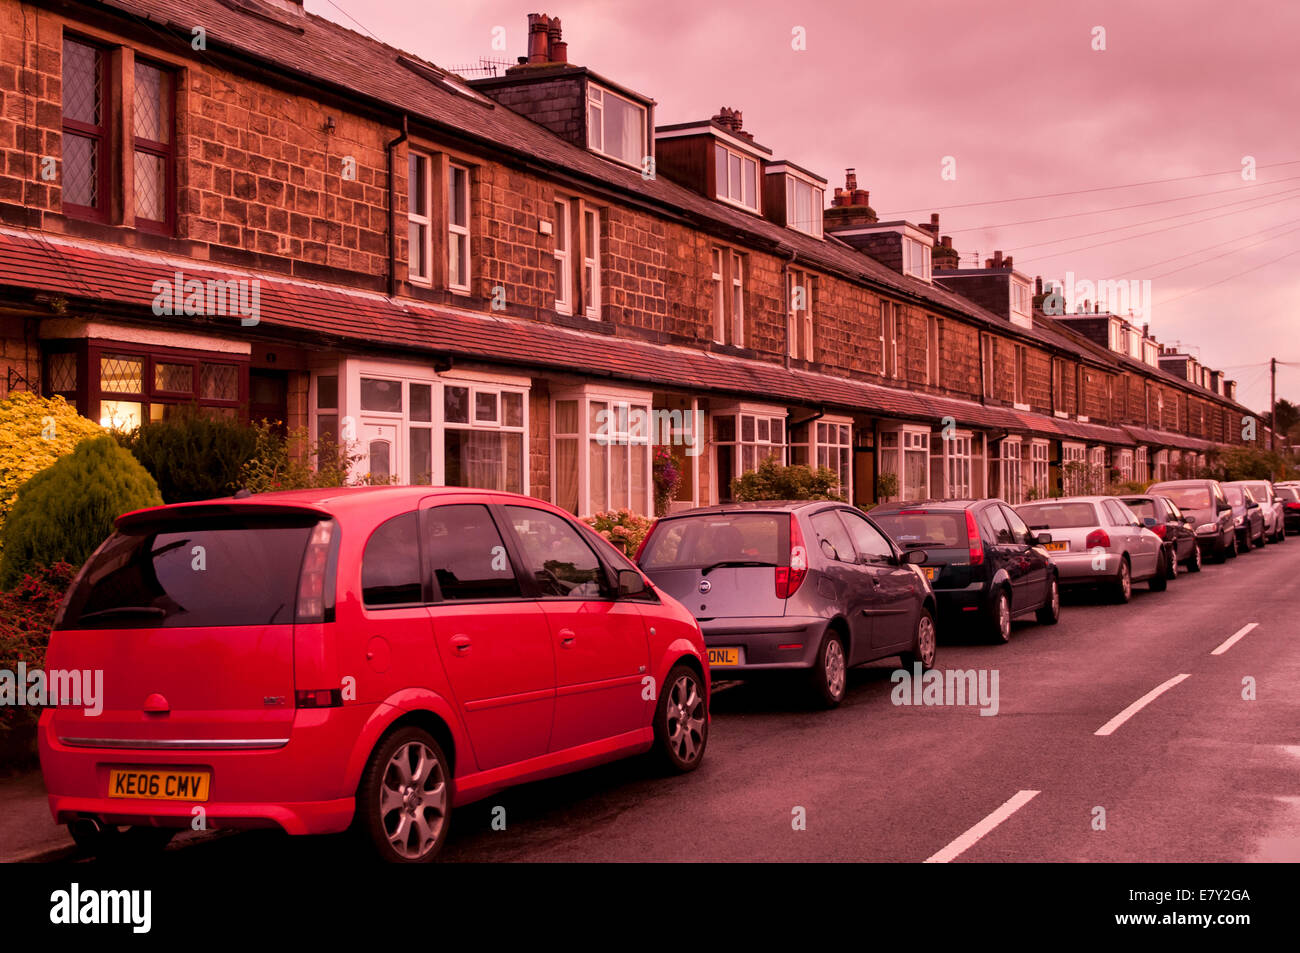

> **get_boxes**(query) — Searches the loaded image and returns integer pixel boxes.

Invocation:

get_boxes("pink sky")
[306,0,1300,414]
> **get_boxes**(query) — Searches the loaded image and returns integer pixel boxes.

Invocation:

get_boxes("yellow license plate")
[1043,541,1067,552]
[109,768,210,802]
[922,567,937,580]
[707,647,740,666]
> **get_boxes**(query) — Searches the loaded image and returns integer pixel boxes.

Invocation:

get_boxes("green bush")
[117,409,261,502]
[731,457,844,502]
[1210,445,1296,482]
[237,422,363,493]
[0,435,162,587]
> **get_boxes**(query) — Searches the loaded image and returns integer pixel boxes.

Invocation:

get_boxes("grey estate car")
[636,501,936,708]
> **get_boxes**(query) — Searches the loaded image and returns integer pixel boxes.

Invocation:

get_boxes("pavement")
[6,533,1299,864]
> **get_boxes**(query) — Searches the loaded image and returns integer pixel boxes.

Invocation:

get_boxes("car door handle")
[450,634,472,655]
[558,628,577,648]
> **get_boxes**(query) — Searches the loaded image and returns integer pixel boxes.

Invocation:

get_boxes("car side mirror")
[1031,531,1052,544]
[901,549,927,565]
[616,568,648,597]
[1248,502,1261,511]
[1217,502,1231,513]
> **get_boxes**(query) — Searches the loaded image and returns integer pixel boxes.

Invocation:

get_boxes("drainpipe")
[978,333,987,405]
[386,115,410,298]
[781,246,797,368]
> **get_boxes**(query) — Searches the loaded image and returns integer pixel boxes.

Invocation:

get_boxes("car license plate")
[707,647,741,666]
[1043,541,1067,552]
[109,768,210,802]
[922,567,937,581]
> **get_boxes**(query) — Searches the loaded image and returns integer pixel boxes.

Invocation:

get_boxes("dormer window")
[1010,280,1031,320]
[587,84,647,167]
[785,177,824,237]
[715,143,760,211]
[903,236,931,281]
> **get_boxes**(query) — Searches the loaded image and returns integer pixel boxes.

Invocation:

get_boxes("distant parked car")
[1276,485,1300,534]
[637,501,936,708]
[1120,494,1202,574]
[870,498,1059,644]
[1222,484,1267,550]
[1147,479,1237,562]
[41,488,710,863]
[1225,480,1286,543]
[1014,496,1166,603]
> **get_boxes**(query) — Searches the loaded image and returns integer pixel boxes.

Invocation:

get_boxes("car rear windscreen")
[639,513,786,569]
[1278,487,1300,501]
[1016,502,1098,529]
[57,516,317,629]
[1157,487,1212,510]
[872,512,966,548]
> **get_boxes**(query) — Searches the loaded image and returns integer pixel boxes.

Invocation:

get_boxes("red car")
[39,487,709,862]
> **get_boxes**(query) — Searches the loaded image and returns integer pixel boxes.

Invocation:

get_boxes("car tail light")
[1286,501,1300,511]
[634,519,657,563]
[296,520,336,623]
[965,509,984,566]
[295,688,343,709]
[1151,524,1167,539]
[1085,529,1110,549]
[775,514,808,599]
[899,509,928,515]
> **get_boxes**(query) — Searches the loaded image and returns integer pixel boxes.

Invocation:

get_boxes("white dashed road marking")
[924,790,1041,863]
[1211,622,1258,656]
[1094,673,1191,737]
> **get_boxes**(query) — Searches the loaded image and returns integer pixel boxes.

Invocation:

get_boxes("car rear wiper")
[700,560,775,576]
[74,606,167,624]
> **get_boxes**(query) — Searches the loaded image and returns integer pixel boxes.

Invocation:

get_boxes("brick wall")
[0,316,37,398]
[528,379,550,501]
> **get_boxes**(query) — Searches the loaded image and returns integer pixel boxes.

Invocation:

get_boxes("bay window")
[1030,440,1050,498]
[713,404,786,502]
[791,417,852,498]
[1062,442,1086,495]
[1089,446,1107,493]
[942,432,974,498]
[998,437,1023,504]
[552,386,652,516]
[1135,446,1149,483]
[879,426,930,502]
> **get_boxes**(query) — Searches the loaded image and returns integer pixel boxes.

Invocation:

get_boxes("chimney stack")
[527,13,551,63]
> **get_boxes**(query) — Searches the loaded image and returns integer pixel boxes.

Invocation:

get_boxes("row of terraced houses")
[0,0,1273,515]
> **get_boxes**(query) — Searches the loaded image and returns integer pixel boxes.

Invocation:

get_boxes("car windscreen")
[1015,502,1099,529]
[1158,486,1212,510]
[1224,487,1245,506]
[638,512,786,569]
[872,512,966,548]
[57,516,317,629]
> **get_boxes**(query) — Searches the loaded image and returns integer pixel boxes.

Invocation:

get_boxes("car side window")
[506,506,607,599]
[983,505,1013,545]
[1000,505,1031,545]
[362,511,423,607]
[423,504,522,601]
[839,509,894,562]
[810,510,856,563]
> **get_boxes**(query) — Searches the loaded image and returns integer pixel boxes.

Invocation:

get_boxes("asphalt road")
[77,535,1300,863]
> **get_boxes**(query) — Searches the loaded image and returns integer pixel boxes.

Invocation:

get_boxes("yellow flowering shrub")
[0,392,105,552]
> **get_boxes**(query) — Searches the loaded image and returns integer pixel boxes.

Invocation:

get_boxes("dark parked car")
[637,501,937,708]
[1222,484,1266,551]
[870,499,1059,644]
[1120,494,1202,574]
[1147,479,1237,562]
[1276,485,1300,534]
[1225,480,1286,543]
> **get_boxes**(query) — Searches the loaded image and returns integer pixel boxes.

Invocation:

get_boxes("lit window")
[586,85,646,166]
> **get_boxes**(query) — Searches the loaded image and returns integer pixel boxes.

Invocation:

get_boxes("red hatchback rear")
[40,487,709,861]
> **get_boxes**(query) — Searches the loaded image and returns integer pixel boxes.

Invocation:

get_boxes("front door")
[361,420,400,484]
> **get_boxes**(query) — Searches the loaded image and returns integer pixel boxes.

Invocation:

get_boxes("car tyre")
[1149,551,1168,591]
[1164,545,1179,579]
[987,588,1012,644]
[654,664,709,772]
[1226,533,1239,559]
[1110,558,1132,604]
[354,726,450,863]
[1035,574,1061,625]
[899,607,938,670]
[807,629,848,708]
[1253,527,1266,549]
[1184,542,1202,573]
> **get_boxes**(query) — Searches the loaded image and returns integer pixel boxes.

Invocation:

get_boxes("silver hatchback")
[1014,496,1167,603]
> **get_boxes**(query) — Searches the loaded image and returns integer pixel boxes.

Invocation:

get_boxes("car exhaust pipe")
[72,817,102,838]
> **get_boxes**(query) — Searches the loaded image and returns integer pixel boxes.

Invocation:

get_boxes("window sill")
[1013,403,1032,412]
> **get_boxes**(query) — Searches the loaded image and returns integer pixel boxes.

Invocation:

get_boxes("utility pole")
[1270,357,1277,451]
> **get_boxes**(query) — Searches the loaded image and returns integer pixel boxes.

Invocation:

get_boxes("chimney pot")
[527,13,551,63]
[551,40,567,62]
[930,213,939,227]
[852,190,869,207]
[845,168,857,191]
[941,235,952,249]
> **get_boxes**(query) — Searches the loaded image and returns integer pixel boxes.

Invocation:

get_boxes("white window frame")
[784,175,824,238]
[1135,446,1149,483]
[1118,449,1134,483]
[407,150,433,287]
[942,431,974,499]
[813,417,852,499]
[788,269,815,361]
[1062,441,1086,495]
[903,237,932,281]
[440,372,529,495]
[552,384,653,516]
[712,402,787,502]
[879,424,930,502]
[553,197,573,314]
[447,162,471,293]
[1030,439,1050,498]
[999,437,1024,504]
[586,84,647,168]
[880,300,899,377]
[714,142,761,212]
[926,315,940,386]
[1013,344,1030,409]
[711,248,725,344]
[1088,446,1107,494]
[730,251,745,346]
[582,205,601,320]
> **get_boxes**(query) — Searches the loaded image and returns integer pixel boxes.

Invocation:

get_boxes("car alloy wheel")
[1187,542,1202,573]
[656,666,708,771]
[808,631,848,708]
[900,608,938,671]
[356,727,450,863]
[1036,575,1060,625]
[1166,545,1179,578]
[989,589,1012,643]
[824,636,847,699]
[1113,559,1131,603]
